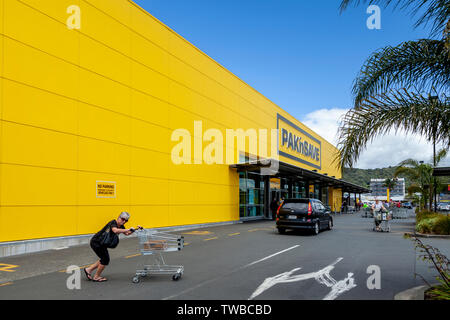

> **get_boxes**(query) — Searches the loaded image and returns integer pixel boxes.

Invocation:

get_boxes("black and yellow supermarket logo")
[277,114,321,170]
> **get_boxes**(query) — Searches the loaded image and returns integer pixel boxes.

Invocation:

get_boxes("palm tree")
[394,149,448,210]
[395,159,433,209]
[336,0,450,169]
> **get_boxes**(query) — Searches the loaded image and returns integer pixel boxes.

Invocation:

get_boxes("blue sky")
[133,0,447,168]
[133,0,431,118]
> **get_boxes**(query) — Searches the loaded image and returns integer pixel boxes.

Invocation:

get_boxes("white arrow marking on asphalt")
[249,257,357,300]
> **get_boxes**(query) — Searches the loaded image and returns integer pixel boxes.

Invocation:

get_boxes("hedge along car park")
[276,199,333,235]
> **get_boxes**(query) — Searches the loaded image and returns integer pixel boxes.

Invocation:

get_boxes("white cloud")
[302,108,450,169]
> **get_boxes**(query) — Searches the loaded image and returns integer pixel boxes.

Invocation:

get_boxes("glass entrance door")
[239,172,265,219]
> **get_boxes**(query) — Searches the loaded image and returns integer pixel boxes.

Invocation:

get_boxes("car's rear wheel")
[313,222,319,235]
[327,219,333,230]
[278,228,286,234]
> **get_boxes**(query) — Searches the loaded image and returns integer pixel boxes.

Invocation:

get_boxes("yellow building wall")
[0,0,341,242]
[329,188,343,213]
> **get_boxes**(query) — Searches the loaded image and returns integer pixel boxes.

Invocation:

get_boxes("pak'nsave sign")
[277,114,322,170]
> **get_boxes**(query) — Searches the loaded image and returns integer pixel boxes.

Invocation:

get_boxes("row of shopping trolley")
[361,207,414,219]
[131,229,185,284]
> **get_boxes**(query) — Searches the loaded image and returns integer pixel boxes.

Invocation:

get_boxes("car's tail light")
[308,202,312,215]
[276,204,283,219]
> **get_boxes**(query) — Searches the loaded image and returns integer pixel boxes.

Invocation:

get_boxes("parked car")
[276,198,333,235]
[437,203,450,211]
[402,202,413,209]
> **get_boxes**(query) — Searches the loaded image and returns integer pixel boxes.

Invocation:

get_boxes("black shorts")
[90,240,110,266]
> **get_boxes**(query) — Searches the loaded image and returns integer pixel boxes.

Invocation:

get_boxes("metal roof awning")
[230,159,371,194]
[433,167,450,177]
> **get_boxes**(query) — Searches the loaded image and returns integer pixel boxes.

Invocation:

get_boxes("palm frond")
[334,89,450,168]
[436,147,449,164]
[352,39,449,108]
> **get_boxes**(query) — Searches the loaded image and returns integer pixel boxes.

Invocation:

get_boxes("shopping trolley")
[132,229,184,283]
[372,210,392,232]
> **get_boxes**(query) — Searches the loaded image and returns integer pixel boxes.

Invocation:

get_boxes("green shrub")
[432,215,450,235]
[416,217,439,233]
[415,210,450,235]
[426,284,450,300]
[416,210,438,222]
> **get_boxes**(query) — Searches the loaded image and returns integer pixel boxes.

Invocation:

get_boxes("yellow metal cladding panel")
[169,105,200,132]
[131,60,169,102]
[17,0,80,25]
[131,32,169,76]
[80,0,131,56]
[168,162,237,187]
[129,148,169,180]
[168,54,199,90]
[1,122,78,170]
[169,205,238,227]
[2,206,78,242]
[169,181,235,206]
[130,90,169,128]
[79,34,131,86]
[168,80,194,112]
[130,118,170,153]
[0,0,3,34]
[168,181,199,206]
[77,137,131,176]
[129,1,169,51]
[3,37,79,99]
[130,176,168,206]
[85,0,131,27]
[78,102,131,146]
[0,164,77,206]
[79,68,130,116]
[129,205,170,229]
[4,0,79,65]
[2,79,78,135]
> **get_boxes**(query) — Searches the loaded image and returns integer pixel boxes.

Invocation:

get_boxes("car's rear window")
[282,202,309,211]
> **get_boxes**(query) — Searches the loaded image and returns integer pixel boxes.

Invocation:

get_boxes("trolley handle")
[130,226,144,233]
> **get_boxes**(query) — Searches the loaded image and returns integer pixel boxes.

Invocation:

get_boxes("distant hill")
[342,167,409,189]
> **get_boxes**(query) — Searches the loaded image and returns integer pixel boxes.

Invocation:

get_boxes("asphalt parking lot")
[0,212,447,300]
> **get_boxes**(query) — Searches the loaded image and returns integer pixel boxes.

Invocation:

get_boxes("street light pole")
[429,95,439,213]
[419,161,424,210]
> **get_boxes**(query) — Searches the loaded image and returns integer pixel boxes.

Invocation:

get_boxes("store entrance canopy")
[433,167,450,177]
[230,159,371,194]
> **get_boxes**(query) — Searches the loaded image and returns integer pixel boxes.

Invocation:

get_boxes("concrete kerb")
[394,285,428,300]
[398,231,448,300]
[404,232,450,240]
[394,283,442,300]
[0,220,242,258]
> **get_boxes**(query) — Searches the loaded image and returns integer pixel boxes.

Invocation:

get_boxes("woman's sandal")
[92,277,108,282]
[83,268,92,281]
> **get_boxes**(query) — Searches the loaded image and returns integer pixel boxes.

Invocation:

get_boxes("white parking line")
[244,245,300,268]
[162,245,301,300]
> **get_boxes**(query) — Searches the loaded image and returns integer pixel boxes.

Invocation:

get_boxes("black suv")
[276,198,333,235]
